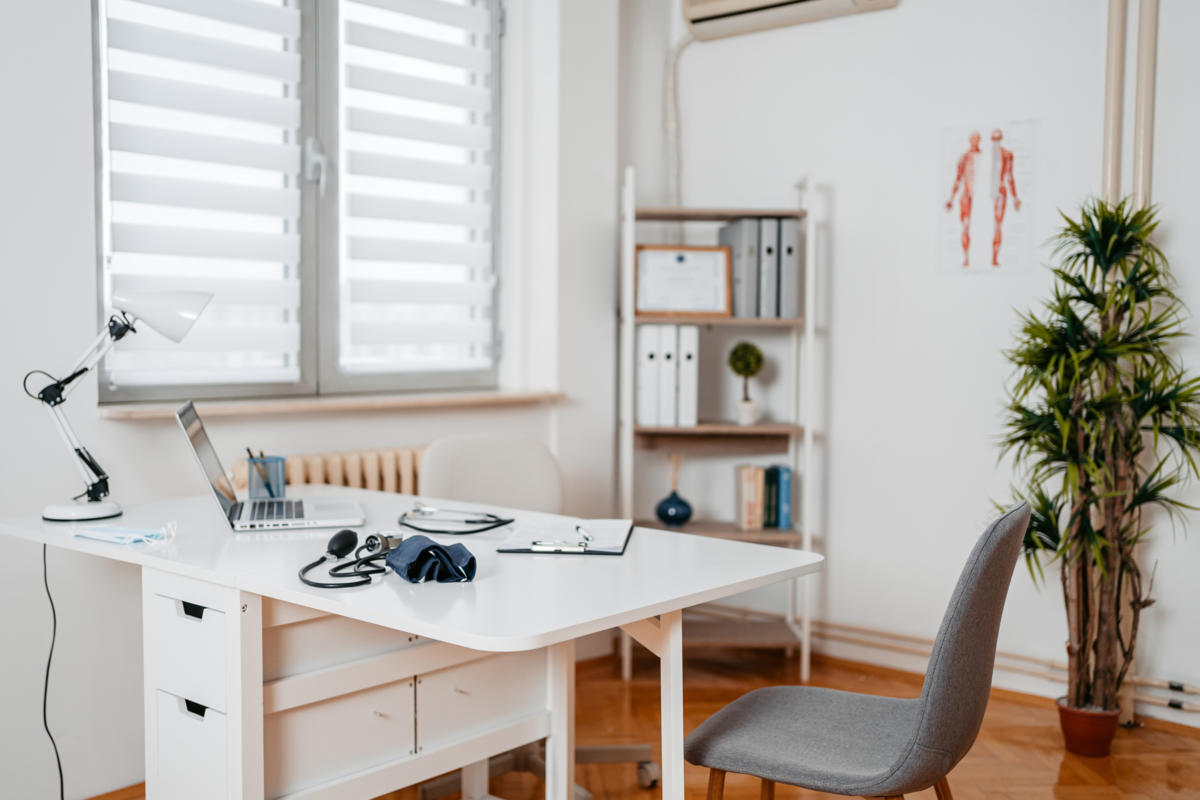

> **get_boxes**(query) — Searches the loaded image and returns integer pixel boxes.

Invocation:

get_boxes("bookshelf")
[616,166,819,682]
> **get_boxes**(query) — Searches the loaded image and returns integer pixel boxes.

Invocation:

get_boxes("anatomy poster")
[939,120,1033,273]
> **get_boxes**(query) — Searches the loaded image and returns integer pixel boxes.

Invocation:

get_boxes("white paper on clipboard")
[497,518,633,555]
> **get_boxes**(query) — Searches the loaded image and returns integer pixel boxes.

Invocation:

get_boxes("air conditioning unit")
[683,0,899,41]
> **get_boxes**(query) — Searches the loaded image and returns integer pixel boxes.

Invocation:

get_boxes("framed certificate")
[635,245,733,317]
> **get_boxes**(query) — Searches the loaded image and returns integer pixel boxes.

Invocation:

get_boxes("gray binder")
[757,218,780,318]
[719,218,759,318]
[779,217,802,319]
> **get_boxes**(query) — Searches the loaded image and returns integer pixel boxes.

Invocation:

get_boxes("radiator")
[233,446,426,495]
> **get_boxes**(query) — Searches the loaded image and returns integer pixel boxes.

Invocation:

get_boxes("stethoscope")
[298,528,404,589]
[397,501,513,535]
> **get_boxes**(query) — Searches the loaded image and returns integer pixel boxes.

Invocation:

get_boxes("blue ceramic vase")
[655,490,693,528]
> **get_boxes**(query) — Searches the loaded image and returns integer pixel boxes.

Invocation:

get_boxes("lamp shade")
[111,289,213,343]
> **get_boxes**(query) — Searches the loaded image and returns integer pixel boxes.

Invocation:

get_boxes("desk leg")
[233,591,265,800]
[545,640,576,800]
[659,610,684,800]
[461,758,492,800]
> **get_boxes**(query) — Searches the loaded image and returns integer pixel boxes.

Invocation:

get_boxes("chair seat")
[684,686,921,796]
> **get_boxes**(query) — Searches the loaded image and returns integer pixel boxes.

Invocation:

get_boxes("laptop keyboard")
[250,499,304,521]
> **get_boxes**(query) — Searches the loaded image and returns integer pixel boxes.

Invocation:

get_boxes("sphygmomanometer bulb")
[327,529,358,559]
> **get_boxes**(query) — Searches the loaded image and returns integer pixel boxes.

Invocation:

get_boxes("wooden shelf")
[635,207,806,223]
[635,423,802,436]
[633,314,804,328]
[634,422,802,454]
[635,519,806,546]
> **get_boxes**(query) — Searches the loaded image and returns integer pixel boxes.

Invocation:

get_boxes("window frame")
[91,0,502,404]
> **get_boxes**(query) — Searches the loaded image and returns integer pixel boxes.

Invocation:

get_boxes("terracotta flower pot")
[1056,698,1120,757]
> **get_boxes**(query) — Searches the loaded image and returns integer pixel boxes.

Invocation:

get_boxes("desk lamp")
[24,289,212,521]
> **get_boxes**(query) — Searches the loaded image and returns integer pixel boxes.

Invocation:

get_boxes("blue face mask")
[73,524,170,545]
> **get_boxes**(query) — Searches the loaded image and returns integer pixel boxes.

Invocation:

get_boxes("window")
[93,0,500,403]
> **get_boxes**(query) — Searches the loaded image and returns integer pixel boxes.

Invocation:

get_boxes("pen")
[575,524,593,542]
[531,539,588,553]
[246,447,275,498]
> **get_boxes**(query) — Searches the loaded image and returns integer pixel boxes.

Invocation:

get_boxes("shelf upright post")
[800,192,817,683]
[786,212,802,665]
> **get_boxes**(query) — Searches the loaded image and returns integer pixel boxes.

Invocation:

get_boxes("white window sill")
[99,389,567,420]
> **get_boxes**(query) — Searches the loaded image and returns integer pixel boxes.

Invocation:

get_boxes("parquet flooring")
[479,650,1200,800]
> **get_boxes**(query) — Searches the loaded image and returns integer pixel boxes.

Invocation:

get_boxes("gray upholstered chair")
[685,503,1031,800]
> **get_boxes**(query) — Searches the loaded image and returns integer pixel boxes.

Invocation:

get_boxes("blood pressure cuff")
[385,535,476,583]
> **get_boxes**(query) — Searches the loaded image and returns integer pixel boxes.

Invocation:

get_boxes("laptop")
[176,401,365,532]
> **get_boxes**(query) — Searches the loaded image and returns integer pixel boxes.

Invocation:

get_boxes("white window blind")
[334,0,497,383]
[97,0,306,396]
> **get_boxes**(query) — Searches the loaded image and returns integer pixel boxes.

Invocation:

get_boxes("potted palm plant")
[1001,200,1200,757]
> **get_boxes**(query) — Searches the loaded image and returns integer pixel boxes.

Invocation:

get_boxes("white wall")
[622,0,1200,727]
[0,1,619,797]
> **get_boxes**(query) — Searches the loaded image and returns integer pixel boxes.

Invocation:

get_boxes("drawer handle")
[180,601,206,620]
[183,699,208,719]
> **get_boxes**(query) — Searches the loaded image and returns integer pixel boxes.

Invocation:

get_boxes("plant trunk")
[742,376,749,403]
[1065,550,1092,708]
[1092,538,1122,710]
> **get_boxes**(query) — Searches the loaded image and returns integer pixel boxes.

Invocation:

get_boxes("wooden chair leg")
[760,778,775,800]
[707,769,727,800]
[933,777,953,800]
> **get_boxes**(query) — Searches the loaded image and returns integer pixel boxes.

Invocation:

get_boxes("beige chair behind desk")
[418,434,564,514]
[416,435,660,800]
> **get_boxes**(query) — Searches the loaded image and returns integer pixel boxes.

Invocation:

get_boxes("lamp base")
[42,500,123,522]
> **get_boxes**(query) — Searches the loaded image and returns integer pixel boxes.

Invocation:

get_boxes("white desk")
[0,487,822,800]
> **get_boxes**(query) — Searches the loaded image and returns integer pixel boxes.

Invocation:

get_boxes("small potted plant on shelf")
[1001,199,1200,757]
[729,341,764,425]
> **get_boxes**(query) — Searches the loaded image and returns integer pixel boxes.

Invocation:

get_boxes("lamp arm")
[46,403,111,502]
[33,314,133,406]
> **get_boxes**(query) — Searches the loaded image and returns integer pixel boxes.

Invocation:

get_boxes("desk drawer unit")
[416,649,547,754]
[151,689,228,800]
[145,589,228,712]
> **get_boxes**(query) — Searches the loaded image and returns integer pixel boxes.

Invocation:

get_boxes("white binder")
[657,325,679,427]
[757,218,780,318]
[677,325,699,427]
[635,325,659,426]
[779,217,801,319]
[719,219,759,318]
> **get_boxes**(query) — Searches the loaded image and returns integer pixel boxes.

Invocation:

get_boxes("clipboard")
[497,519,634,556]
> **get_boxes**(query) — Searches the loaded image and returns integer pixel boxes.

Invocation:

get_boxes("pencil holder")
[247,455,286,500]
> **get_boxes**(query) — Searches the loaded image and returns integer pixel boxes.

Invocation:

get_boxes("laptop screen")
[176,401,237,518]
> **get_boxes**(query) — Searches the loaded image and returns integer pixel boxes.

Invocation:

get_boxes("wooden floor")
[99,650,1200,800]
[468,650,1200,800]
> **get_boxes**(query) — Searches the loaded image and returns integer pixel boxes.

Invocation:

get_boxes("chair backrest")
[913,502,1030,767]
[418,435,563,514]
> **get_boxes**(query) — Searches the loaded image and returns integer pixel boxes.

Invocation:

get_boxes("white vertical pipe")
[618,166,636,518]
[1121,0,1160,728]
[618,167,637,684]
[1101,0,1127,204]
[1132,0,1159,208]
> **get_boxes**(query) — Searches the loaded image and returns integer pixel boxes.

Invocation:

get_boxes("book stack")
[718,217,802,319]
[736,464,794,531]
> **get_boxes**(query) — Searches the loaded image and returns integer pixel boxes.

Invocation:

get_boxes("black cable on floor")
[42,544,64,800]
